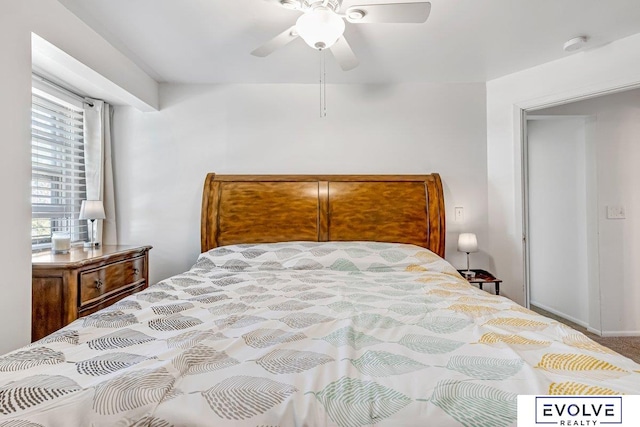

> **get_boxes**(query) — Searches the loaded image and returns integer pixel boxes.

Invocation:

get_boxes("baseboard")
[532,302,640,337]
[530,300,589,329]
[586,326,603,336]
[598,330,640,337]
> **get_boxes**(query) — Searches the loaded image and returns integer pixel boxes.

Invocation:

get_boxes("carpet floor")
[531,305,640,364]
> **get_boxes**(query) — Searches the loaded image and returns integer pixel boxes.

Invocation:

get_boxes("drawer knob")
[95,280,103,289]
[133,268,140,276]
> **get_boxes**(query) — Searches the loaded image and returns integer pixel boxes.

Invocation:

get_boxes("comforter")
[1,242,639,426]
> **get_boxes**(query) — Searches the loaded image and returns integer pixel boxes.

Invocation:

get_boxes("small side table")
[457,269,502,295]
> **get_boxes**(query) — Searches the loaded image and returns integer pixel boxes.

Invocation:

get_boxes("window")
[31,83,87,248]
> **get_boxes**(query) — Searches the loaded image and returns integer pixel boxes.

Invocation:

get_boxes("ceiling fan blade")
[330,36,359,71]
[251,26,299,57]
[345,2,431,24]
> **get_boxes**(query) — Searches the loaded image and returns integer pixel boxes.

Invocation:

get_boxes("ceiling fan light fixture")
[295,7,345,50]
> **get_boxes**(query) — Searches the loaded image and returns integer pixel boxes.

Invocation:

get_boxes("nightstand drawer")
[78,282,147,317]
[80,255,146,305]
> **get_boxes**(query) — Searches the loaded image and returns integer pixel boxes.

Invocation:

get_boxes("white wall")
[0,0,157,353]
[0,3,35,354]
[486,32,640,306]
[535,89,640,335]
[113,83,489,284]
[527,118,589,326]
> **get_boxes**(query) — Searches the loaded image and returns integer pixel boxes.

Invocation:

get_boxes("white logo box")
[517,396,640,427]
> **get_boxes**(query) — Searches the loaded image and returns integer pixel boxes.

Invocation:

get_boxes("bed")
[2,173,639,426]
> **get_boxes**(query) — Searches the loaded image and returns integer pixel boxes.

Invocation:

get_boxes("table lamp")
[458,232,478,278]
[79,200,106,248]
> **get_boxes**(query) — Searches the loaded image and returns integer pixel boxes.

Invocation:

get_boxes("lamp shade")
[296,7,345,50]
[79,200,106,220]
[457,233,478,253]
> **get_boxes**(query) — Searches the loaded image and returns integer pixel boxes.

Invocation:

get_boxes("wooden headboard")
[201,174,446,257]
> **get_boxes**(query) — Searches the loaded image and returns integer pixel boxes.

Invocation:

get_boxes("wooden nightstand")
[32,245,152,341]
[457,269,502,295]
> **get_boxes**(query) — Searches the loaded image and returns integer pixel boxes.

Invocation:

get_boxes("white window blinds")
[31,86,87,247]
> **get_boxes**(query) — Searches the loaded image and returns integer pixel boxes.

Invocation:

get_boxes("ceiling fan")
[251,0,432,71]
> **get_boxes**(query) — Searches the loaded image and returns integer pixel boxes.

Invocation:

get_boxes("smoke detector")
[563,36,588,52]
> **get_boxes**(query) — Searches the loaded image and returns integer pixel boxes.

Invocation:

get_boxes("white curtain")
[84,100,117,245]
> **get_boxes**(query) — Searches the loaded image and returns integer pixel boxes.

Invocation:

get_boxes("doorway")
[523,87,640,336]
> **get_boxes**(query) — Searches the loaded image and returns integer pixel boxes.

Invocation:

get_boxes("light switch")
[454,207,464,222]
[606,206,626,219]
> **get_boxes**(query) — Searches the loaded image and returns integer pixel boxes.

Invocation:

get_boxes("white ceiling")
[58,0,640,84]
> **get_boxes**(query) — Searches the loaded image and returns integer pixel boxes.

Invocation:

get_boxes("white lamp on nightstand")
[79,200,106,249]
[458,232,478,278]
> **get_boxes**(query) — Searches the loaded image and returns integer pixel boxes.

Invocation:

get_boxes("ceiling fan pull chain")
[320,49,327,118]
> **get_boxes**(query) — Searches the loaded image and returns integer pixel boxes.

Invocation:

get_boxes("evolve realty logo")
[535,397,622,426]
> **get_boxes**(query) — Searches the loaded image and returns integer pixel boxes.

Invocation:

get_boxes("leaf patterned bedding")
[2,241,639,426]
